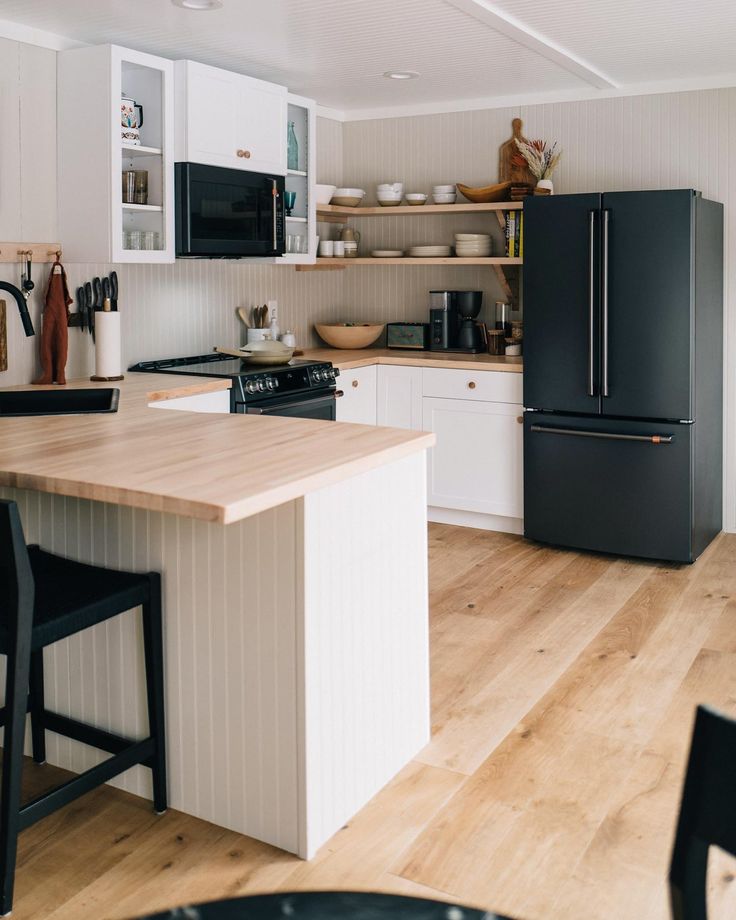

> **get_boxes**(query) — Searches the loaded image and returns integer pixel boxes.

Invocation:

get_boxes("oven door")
[241,390,342,421]
[176,162,285,257]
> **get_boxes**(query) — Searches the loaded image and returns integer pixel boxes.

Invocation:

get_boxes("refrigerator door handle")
[601,209,610,397]
[530,424,673,444]
[587,210,596,397]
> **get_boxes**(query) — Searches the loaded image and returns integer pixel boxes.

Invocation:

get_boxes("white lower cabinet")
[336,365,377,425]
[377,365,423,429]
[422,396,523,518]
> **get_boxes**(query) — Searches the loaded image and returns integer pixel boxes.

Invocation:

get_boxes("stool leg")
[142,573,167,813]
[0,646,32,916]
[29,651,46,765]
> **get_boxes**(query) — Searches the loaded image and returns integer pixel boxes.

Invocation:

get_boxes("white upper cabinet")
[58,44,175,263]
[175,60,287,176]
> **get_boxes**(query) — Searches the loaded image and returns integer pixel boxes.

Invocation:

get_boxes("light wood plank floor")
[10,525,736,919]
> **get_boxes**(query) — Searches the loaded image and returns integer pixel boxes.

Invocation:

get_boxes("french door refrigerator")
[523,189,723,563]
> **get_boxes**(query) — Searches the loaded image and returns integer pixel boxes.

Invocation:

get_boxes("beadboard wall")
[337,90,736,529]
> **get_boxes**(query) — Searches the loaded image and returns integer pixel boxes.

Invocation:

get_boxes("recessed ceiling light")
[171,0,223,10]
[383,71,420,80]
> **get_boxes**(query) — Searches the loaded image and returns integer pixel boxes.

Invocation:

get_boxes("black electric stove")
[129,353,342,420]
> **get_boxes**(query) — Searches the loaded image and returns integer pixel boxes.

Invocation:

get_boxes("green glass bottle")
[287,121,299,171]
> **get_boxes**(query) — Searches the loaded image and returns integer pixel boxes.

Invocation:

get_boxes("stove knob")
[257,380,267,392]
[329,368,337,378]
[245,380,258,394]
[266,378,275,390]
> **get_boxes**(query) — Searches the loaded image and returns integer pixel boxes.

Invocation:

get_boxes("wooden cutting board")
[0,301,7,372]
[498,117,536,186]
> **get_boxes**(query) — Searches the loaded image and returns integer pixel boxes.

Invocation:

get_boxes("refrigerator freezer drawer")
[524,413,693,562]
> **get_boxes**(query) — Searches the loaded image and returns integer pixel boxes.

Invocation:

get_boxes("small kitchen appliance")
[129,353,342,420]
[386,323,429,350]
[429,290,485,353]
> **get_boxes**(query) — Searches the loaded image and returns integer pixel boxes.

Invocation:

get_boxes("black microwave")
[175,162,286,258]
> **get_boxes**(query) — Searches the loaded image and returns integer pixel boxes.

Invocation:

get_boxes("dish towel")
[33,260,72,386]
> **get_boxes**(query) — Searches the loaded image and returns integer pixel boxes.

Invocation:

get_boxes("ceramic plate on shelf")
[371,250,404,258]
[408,245,452,257]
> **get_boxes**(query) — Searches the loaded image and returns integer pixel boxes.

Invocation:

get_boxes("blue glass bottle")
[287,121,299,172]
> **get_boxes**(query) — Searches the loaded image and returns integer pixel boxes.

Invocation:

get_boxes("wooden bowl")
[315,323,385,349]
[456,180,513,203]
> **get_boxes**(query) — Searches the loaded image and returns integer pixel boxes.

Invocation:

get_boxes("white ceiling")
[0,0,734,116]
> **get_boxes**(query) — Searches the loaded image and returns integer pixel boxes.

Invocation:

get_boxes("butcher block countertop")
[0,374,434,524]
[301,347,523,373]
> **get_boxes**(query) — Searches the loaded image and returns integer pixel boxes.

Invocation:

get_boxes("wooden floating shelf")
[297,256,522,271]
[122,203,164,212]
[317,201,524,221]
[122,143,163,157]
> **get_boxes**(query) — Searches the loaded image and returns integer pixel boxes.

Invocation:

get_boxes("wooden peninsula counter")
[0,375,434,859]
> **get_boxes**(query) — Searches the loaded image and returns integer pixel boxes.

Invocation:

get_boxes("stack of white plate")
[407,245,452,258]
[454,232,493,257]
[377,182,404,206]
[432,184,457,204]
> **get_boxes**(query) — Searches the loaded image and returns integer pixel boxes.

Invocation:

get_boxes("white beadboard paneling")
[299,450,430,856]
[316,116,343,186]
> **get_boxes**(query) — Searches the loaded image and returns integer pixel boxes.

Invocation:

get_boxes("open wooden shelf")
[297,256,522,271]
[317,201,524,221]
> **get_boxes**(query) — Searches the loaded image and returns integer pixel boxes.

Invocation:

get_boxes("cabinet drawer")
[422,367,522,404]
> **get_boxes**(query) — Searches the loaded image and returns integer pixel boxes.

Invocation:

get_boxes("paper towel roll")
[92,311,123,380]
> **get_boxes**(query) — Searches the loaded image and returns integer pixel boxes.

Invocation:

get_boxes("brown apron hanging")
[33,260,72,386]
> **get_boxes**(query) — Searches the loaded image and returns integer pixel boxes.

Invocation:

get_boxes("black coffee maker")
[429,290,484,353]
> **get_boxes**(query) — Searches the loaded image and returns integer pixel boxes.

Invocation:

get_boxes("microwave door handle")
[270,179,279,252]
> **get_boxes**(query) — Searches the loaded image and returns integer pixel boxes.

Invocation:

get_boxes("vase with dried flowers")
[513,138,562,194]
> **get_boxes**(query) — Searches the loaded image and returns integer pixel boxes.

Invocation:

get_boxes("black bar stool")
[0,499,167,916]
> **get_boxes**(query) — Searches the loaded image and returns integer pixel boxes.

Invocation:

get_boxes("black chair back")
[669,704,736,919]
[0,501,33,634]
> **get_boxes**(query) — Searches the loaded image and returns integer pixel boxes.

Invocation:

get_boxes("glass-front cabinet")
[58,44,175,263]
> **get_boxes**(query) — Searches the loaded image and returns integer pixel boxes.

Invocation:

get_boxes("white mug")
[333,240,345,258]
[319,240,334,257]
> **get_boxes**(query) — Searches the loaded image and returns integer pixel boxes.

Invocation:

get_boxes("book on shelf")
[504,211,524,258]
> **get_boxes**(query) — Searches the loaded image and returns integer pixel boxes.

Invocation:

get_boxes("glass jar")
[487,328,505,355]
[495,301,512,338]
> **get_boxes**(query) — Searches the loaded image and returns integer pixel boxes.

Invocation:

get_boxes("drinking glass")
[284,191,297,216]
[142,230,159,250]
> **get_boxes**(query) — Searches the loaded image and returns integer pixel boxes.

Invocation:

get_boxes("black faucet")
[0,281,34,336]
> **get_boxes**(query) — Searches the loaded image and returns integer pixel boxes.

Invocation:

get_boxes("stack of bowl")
[405,193,427,206]
[432,184,457,204]
[376,183,404,206]
[454,233,493,258]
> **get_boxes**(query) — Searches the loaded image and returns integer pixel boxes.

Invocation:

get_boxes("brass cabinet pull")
[517,416,523,424]
[236,149,244,157]
[236,149,252,159]
[467,381,476,389]
[352,379,359,388]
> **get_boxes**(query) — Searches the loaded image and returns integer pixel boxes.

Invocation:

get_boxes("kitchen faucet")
[0,281,34,336]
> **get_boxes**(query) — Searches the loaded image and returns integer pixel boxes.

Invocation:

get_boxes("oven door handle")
[244,391,341,414]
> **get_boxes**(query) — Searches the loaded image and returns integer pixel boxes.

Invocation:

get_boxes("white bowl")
[432,185,455,192]
[406,193,427,201]
[377,183,404,196]
[433,195,457,204]
[331,188,366,207]
[377,192,402,199]
[315,184,337,205]
[455,233,492,241]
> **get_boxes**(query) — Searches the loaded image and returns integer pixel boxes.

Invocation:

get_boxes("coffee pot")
[121,92,144,146]
[339,227,360,245]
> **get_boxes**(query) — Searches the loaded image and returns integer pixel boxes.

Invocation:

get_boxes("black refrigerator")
[523,189,723,563]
